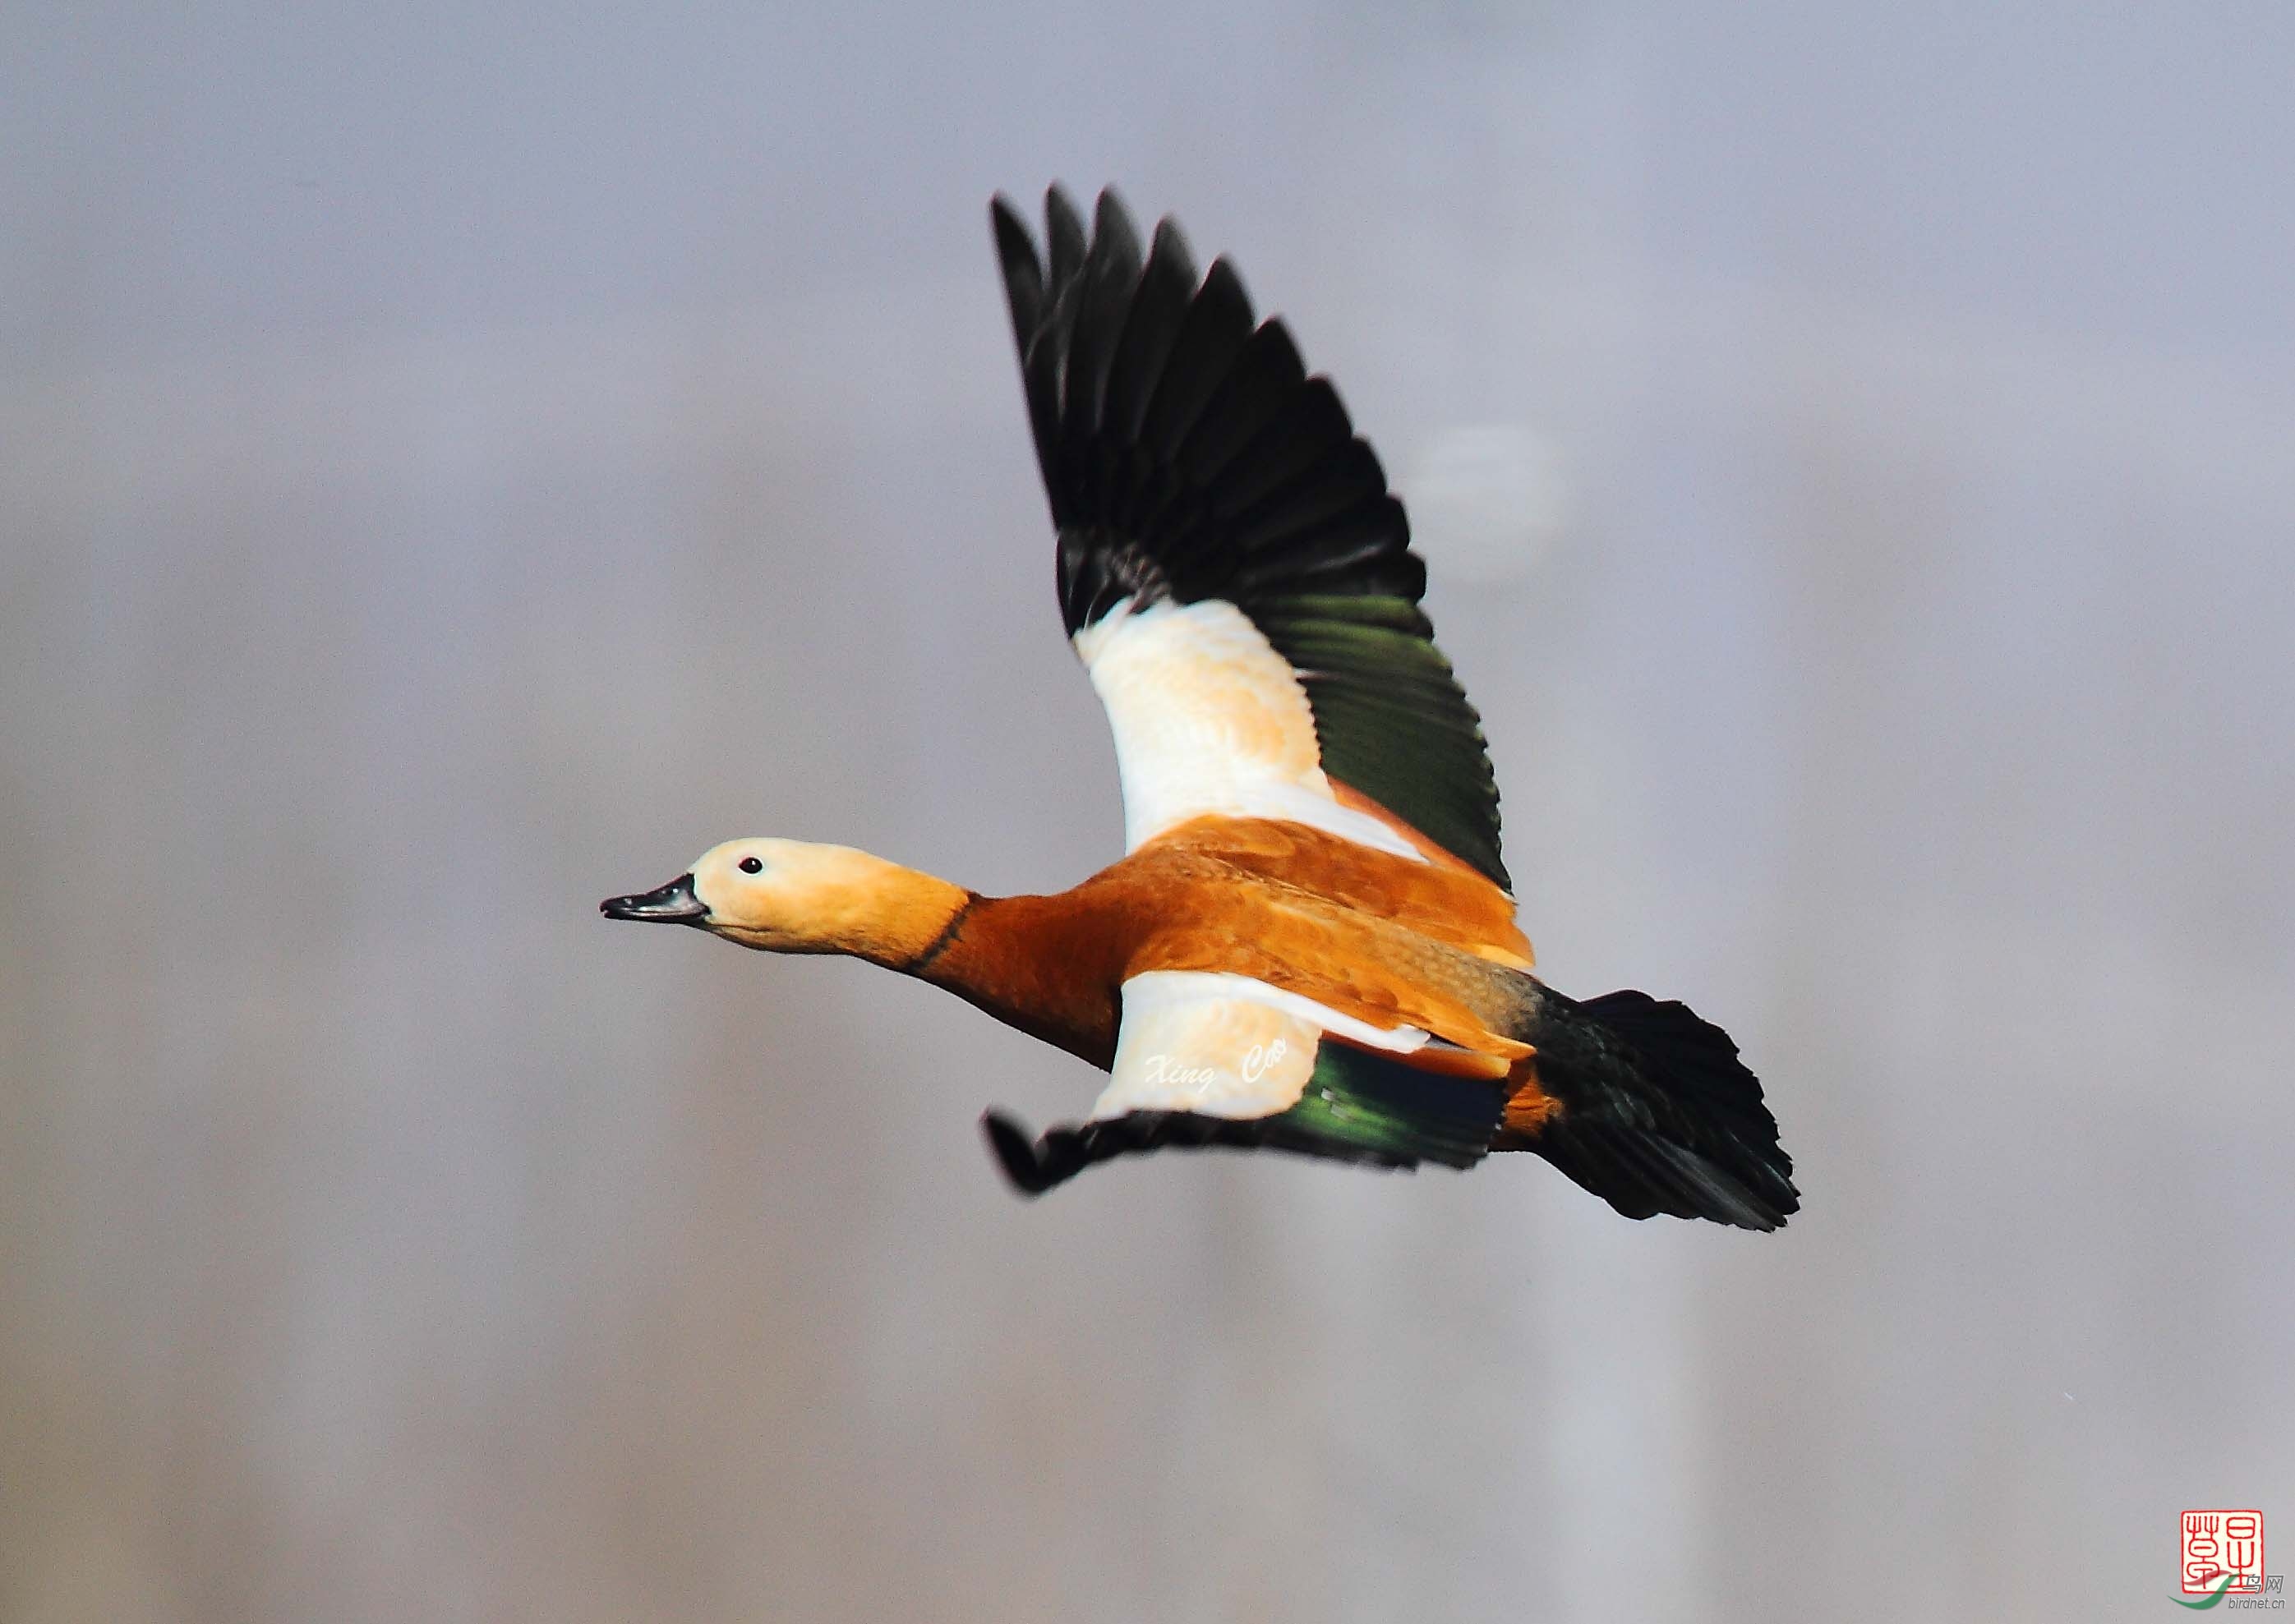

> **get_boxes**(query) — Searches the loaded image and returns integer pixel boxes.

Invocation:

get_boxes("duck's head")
[601,838,969,964]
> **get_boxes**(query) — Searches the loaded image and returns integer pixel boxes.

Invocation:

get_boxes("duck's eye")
[738,856,763,875]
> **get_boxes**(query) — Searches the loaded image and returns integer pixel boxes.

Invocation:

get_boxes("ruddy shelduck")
[605,187,1799,1228]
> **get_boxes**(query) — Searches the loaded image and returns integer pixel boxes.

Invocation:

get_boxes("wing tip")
[1092,185,1138,250]
[981,1108,1059,1196]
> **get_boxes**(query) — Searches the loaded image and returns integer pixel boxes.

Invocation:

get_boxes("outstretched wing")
[982,970,1509,1194]
[990,186,1510,891]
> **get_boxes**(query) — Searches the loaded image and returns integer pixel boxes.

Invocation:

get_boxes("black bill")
[600,873,708,923]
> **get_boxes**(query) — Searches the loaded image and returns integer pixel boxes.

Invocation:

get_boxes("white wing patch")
[1074,597,1426,862]
[1090,969,1431,1122]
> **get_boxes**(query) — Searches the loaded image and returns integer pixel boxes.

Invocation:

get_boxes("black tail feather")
[1521,987,1799,1231]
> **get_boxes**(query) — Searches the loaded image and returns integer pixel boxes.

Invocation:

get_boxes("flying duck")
[603,186,1799,1229]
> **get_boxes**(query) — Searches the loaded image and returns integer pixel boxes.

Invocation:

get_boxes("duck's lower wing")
[982,969,1506,1194]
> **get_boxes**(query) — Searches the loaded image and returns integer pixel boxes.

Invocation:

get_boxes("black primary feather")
[989,185,1509,891]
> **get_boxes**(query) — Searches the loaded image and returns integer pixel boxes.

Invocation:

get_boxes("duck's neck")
[864,867,976,972]
[783,853,1130,1067]
[896,889,1133,1070]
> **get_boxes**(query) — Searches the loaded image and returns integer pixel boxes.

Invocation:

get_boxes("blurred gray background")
[5,3,2291,1620]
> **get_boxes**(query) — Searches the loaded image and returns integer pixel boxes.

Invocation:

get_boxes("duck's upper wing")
[990,186,1509,892]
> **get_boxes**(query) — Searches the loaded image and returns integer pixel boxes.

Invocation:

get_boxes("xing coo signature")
[1140,1038,1291,1091]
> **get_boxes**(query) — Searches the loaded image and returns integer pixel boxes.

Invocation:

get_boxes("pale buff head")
[602,839,966,964]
